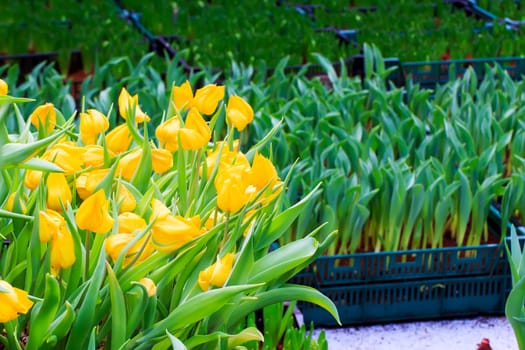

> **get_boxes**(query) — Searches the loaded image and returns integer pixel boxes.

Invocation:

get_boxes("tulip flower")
[155,116,181,152]
[117,148,142,181]
[171,80,224,115]
[118,212,147,233]
[250,152,280,191]
[0,280,34,323]
[192,84,225,115]
[205,141,249,178]
[198,253,235,291]
[43,142,85,175]
[0,78,8,95]
[46,172,72,211]
[105,232,153,266]
[79,109,109,145]
[216,176,251,214]
[150,198,171,221]
[226,95,254,131]
[24,169,43,190]
[76,168,110,200]
[39,209,76,271]
[30,102,56,133]
[106,124,133,154]
[118,87,150,123]
[82,145,113,168]
[50,221,76,271]
[76,189,115,234]
[138,278,157,297]
[172,80,194,111]
[117,184,136,213]
[179,108,211,150]
[5,193,27,213]
[151,148,173,174]
[39,209,63,243]
[151,214,202,253]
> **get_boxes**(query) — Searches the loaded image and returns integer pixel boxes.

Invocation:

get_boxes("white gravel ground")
[314,317,518,350]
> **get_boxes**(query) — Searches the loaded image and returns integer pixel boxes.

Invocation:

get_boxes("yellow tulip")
[79,109,109,145]
[192,84,225,115]
[250,152,280,191]
[46,172,72,211]
[76,189,115,234]
[198,253,235,291]
[179,108,211,150]
[39,209,76,271]
[0,79,8,95]
[50,221,76,271]
[172,80,194,111]
[0,280,34,323]
[76,168,110,200]
[5,193,26,214]
[118,212,146,234]
[151,214,202,253]
[39,209,63,243]
[82,145,113,168]
[155,116,181,152]
[106,124,133,154]
[151,148,173,174]
[117,184,136,213]
[226,95,254,131]
[150,198,171,221]
[105,233,153,266]
[216,176,250,214]
[43,142,86,175]
[117,148,142,181]
[24,169,42,190]
[138,277,157,297]
[30,103,56,133]
[205,141,249,178]
[118,87,150,123]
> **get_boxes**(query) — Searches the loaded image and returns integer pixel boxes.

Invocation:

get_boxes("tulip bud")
[226,95,254,131]
[172,80,194,112]
[179,108,211,150]
[192,84,224,115]
[79,109,109,145]
[0,78,8,95]
[155,116,181,152]
[30,103,56,133]
[198,253,235,291]
[118,212,146,234]
[0,280,34,322]
[117,148,142,181]
[151,148,173,174]
[46,172,72,211]
[118,87,150,123]
[138,278,157,297]
[76,168,110,200]
[76,190,115,234]
[117,184,136,213]
[106,124,133,154]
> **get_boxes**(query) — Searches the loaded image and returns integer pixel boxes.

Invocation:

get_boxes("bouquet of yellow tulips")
[0,78,338,349]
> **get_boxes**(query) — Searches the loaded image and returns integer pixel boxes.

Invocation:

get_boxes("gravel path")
[314,316,517,350]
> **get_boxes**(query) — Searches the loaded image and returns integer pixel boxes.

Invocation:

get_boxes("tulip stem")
[85,230,91,278]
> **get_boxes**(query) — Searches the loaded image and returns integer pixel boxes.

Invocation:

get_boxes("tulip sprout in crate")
[0,77,339,349]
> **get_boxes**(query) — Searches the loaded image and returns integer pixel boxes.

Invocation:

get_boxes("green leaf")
[26,274,61,350]
[131,284,263,347]
[250,237,318,284]
[166,331,187,350]
[227,284,341,328]
[257,183,321,249]
[106,263,127,350]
